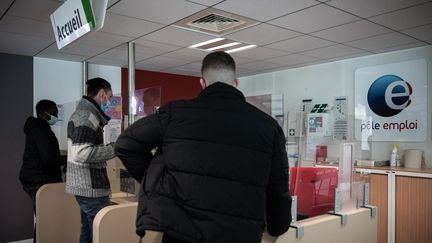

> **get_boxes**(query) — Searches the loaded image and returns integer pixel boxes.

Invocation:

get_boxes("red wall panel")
[121,68,202,115]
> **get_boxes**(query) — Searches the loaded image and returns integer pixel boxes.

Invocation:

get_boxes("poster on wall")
[105,96,122,120]
[354,59,427,141]
[134,86,161,118]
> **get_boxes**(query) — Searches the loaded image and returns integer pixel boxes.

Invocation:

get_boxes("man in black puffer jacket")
[115,51,291,243]
[20,99,66,242]
[20,100,66,207]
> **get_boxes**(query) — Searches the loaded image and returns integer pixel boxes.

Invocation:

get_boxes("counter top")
[355,166,432,174]
[110,192,138,205]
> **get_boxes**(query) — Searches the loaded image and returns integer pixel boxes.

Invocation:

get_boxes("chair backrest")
[290,167,338,217]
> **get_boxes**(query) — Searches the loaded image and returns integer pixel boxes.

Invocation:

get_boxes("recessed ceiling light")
[226,45,257,53]
[189,37,225,48]
[207,42,241,51]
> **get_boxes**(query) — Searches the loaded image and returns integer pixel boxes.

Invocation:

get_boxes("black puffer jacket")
[115,82,291,243]
[19,117,65,185]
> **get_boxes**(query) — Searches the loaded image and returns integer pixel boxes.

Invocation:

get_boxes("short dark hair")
[201,51,236,74]
[86,77,111,97]
[36,99,56,117]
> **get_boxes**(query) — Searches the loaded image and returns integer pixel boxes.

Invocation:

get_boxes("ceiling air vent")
[188,13,245,33]
[174,8,257,35]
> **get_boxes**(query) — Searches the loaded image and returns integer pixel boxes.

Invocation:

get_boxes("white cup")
[404,149,423,168]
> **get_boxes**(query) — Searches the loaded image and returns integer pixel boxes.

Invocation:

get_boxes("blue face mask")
[100,92,111,113]
[45,112,61,126]
[100,99,110,113]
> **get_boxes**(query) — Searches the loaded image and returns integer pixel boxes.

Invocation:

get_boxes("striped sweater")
[65,96,115,198]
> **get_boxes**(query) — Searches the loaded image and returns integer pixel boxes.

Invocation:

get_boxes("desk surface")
[111,192,138,205]
[356,165,432,174]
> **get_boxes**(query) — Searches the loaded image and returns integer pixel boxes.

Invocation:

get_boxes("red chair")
[290,167,338,218]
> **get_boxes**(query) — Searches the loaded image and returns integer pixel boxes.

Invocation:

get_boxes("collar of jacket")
[199,82,245,101]
[80,96,111,125]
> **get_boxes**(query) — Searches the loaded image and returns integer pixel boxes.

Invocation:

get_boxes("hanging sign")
[354,59,427,141]
[50,0,107,49]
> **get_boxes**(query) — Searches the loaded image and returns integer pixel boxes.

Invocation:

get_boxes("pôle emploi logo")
[361,74,418,132]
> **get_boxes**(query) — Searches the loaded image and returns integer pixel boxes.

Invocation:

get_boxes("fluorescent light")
[207,42,241,51]
[189,37,225,48]
[225,44,257,53]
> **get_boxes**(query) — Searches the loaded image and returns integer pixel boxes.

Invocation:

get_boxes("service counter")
[36,182,377,243]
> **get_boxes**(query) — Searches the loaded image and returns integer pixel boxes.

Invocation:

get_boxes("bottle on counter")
[390,144,399,167]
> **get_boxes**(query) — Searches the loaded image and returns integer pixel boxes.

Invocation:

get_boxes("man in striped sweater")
[66,77,116,243]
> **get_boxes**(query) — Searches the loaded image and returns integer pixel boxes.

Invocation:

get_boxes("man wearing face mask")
[66,77,116,243]
[20,99,66,243]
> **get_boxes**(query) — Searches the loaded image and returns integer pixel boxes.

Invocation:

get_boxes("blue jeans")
[75,196,110,243]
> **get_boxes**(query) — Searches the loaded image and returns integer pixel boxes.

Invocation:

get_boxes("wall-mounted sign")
[355,59,427,141]
[50,0,107,49]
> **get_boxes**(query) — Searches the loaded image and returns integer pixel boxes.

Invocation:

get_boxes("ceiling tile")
[0,15,54,39]
[240,60,286,71]
[53,31,131,57]
[231,56,256,64]
[140,26,218,47]
[369,2,432,30]
[0,31,53,56]
[161,67,198,76]
[265,54,319,65]
[269,4,359,33]
[135,63,165,72]
[231,46,289,60]
[176,61,202,72]
[134,39,180,57]
[311,20,392,43]
[401,24,432,41]
[328,52,372,62]
[95,43,175,65]
[107,0,119,8]
[108,0,206,25]
[0,0,14,16]
[101,13,164,38]
[373,41,428,54]
[224,23,301,45]
[7,0,61,22]
[266,35,335,53]
[213,0,318,22]
[328,0,430,18]
[137,55,191,69]
[186,0,225,6]
[37,49,89,62]
[88,57,127,67]
[301,44,364,59]
[162,48,209,62]
[346,32,420,51]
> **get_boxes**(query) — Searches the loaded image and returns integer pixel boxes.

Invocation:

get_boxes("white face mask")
[45,112,61,125]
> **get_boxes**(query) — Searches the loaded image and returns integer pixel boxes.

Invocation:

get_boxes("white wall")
[33,57,122,149]
[238,46,432,166]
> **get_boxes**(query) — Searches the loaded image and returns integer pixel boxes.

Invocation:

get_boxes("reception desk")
[36,183,377,243]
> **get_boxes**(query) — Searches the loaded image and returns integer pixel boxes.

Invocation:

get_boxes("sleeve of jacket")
[115,104,170,182]
[35,127,62,168]
[266,125,292,236]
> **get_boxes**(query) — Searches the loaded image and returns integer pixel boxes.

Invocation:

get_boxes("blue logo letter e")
[367,75,412,117]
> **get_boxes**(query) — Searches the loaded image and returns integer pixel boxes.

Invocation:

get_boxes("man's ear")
[96,89,105,98]
[200,78,206,89]
[233,79,239,87]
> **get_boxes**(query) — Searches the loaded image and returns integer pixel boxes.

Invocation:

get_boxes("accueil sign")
[50,0,107,49]
[354,59,427,142]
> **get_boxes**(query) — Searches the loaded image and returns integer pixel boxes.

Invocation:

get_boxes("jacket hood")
[24,116,50,134]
